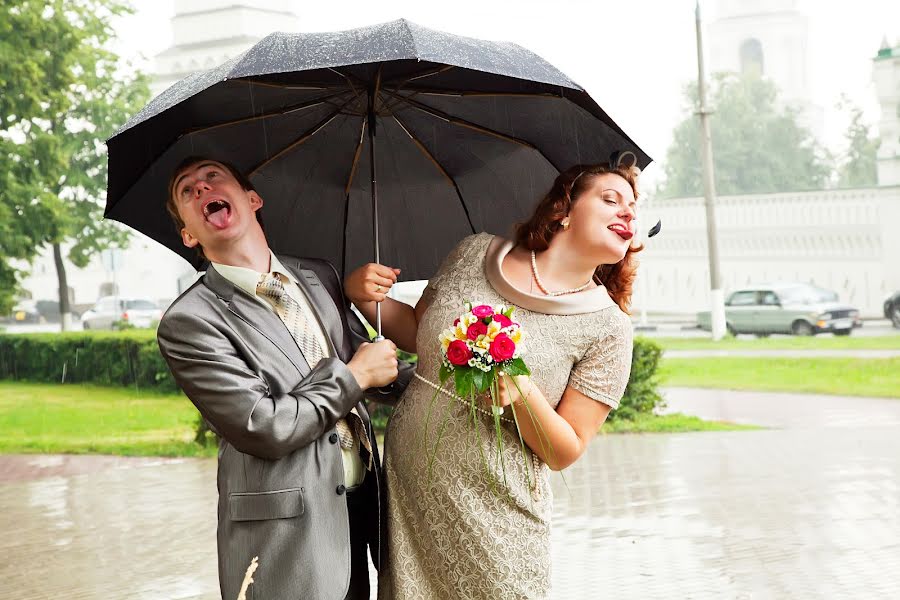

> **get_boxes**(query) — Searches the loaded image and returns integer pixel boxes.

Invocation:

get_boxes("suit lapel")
[280,258,347,363]
[203,266,311,377]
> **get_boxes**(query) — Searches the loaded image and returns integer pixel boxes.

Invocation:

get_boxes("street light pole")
[695,0,726,340]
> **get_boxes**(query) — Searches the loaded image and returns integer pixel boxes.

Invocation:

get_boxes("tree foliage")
[657,72,831,198]
[0,0,150,314]
[836,97,879,188]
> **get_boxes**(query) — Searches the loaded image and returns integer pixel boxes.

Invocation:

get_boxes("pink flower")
[466,321,488,340]
[446,340,473,366]
[489,333,516,362]
[492,313,513,328]
[472,304,494,319]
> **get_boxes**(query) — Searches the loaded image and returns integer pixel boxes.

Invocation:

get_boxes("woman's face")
[566,172,637,264]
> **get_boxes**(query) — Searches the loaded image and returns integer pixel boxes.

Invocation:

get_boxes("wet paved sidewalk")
[664,349,900,359]
[661,386,900,428]
[3,388,899,599]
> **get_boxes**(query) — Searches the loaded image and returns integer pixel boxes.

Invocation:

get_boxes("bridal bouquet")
[438,302,529,395]
[426,301,542,491]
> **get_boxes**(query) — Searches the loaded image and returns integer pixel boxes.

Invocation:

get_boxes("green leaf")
[454,367,475,397]
[503,306,516,318]
[472,369,485,393]
[503,358,531,376]
[474,368,495,394]
[439,363,453,384]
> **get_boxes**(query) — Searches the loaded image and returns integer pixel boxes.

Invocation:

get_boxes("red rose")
[489,333,516,362]
[466,321,488,340]
[492,313,512,328]
[472,304,494,318]
[446,340,473,366]
[453,317,460,326]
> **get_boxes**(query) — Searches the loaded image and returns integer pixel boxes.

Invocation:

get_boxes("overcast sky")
[113,0,900,188]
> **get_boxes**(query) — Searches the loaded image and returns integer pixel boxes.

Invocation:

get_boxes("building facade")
[707,0,825,141]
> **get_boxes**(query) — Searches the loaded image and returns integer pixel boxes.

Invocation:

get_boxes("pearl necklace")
[530,250,594,296]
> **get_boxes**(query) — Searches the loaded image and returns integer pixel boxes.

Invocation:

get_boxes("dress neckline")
[482,235,616,316]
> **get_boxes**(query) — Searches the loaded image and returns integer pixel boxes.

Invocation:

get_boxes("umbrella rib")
[381,90,564,172]
[403,87,563,100]
[249,99,353,175]
[344,118,367,195]
[231,78,329,91]
[183,91,352,136]
[391,114,476,234]
[327,67,367,113]
[385,65,455,89]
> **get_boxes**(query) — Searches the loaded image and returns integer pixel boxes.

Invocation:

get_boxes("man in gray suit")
[157,156,410,600]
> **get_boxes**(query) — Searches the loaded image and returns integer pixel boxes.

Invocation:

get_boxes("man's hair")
[165,157,263,259]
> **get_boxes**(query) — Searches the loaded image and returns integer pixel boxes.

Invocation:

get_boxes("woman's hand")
[344,263,401,305]
[491,373,533,408]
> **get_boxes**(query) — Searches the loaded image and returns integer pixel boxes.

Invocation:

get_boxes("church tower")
[707,0,824,141]
[152,0,300,96]
[873,39,900,186]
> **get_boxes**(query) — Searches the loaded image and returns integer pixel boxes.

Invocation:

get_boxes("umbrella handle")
[374,301,384,342]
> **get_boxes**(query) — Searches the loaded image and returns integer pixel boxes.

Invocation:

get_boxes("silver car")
[81,297,162,330]
[697,283,862,336]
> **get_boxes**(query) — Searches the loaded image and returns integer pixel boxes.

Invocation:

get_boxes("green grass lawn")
[0,382,214,457]
[651,333,900,351]
[1,379,754,458]
[659,357,900,398]
[602,412,759,433]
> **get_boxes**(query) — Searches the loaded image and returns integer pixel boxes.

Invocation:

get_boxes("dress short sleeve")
[567,310,634,409]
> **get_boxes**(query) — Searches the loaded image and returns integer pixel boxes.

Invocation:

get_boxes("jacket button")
[329,433,338,444]
[336,484,346,495]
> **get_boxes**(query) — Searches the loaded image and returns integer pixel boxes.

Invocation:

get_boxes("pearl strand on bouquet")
[415,373,514,424]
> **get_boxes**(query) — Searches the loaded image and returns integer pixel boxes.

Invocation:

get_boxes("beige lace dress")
[378,233,633,599]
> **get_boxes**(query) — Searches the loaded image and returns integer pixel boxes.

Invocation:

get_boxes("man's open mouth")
[202,199,232,229]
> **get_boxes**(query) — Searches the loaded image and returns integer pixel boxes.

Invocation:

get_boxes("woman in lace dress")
[345,160,641,599]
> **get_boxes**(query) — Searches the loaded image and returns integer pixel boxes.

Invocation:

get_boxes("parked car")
[35,299,81,323]
[4,300,43,324]
[81,297,162,330]
[885,291,900,329]
[697,283,862,336]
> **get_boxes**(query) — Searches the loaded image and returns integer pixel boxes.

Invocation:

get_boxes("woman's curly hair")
[515,163,642,313]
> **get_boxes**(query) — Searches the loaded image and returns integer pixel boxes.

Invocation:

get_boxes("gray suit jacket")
[157,256,411,600]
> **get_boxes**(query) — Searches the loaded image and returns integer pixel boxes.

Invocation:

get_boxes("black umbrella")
[106,18,651,285]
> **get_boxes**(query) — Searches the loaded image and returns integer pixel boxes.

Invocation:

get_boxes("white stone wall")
[633,186,900,318]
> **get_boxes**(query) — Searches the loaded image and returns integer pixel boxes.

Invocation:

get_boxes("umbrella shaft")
[368,92,382,336]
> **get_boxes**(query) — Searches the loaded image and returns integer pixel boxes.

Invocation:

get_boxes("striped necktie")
[257,271,372,469]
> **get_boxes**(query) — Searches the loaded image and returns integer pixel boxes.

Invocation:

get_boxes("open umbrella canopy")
[105,19,651,279]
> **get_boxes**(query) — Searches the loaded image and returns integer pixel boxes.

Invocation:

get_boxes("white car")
[81,297,162,330]
[697,283,862,336]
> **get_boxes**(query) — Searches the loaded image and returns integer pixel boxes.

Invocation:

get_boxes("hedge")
[0,332,663,426]
[0,330,177,392]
